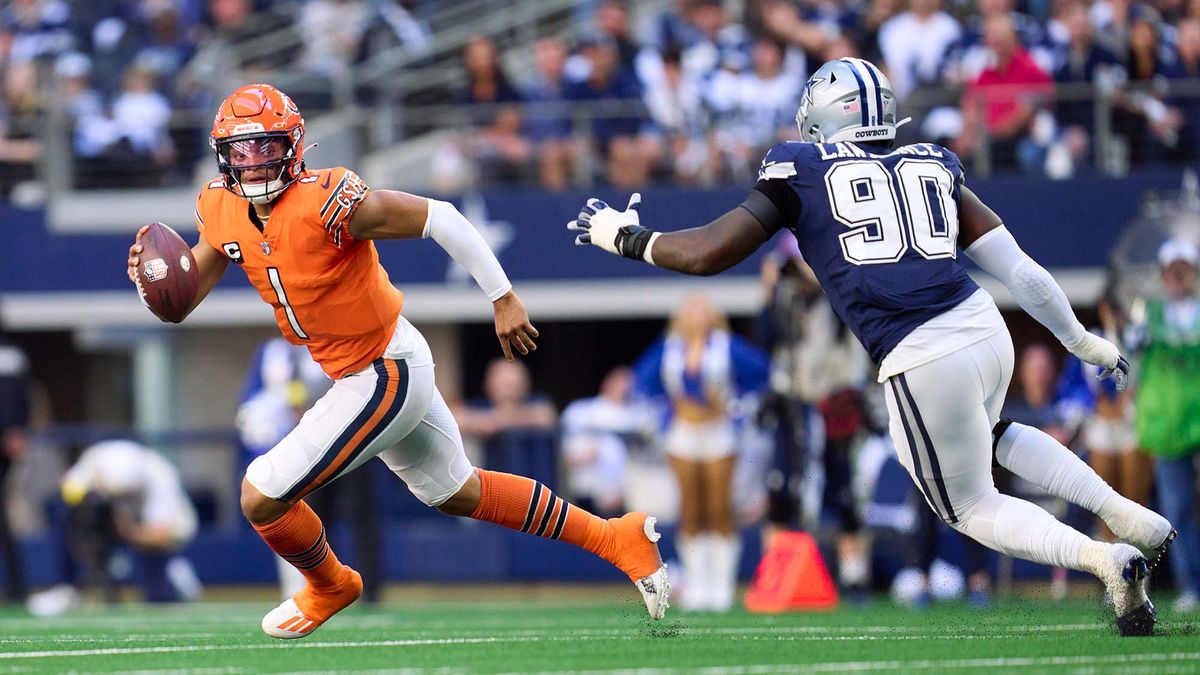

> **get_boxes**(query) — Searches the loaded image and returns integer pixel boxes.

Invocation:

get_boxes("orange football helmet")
[210,84,306,204]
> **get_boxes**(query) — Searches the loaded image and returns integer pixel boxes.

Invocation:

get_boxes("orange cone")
[744,531,839,613]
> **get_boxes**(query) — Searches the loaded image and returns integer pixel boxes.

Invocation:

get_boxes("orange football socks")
[470,469,631,572]
[253,500,359,619]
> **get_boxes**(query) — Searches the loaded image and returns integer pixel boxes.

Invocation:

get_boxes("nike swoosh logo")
[321,173,331,189]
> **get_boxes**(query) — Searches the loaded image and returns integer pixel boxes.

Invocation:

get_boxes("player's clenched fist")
[492,291,539,362]
[127,225,149,284]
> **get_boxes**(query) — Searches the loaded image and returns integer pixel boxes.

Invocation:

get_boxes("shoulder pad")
[758,142,806,181]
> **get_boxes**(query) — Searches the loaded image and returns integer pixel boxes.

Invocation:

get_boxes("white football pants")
[883,330,1093,571]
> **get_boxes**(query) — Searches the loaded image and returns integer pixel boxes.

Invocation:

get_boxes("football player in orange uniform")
[126,84,668,638]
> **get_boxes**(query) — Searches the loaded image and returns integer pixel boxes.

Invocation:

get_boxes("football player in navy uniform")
[569,58,1176,635]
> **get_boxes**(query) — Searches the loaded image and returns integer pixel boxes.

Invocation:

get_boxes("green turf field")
[0,592,1197,673]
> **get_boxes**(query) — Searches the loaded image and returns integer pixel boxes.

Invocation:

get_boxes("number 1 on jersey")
[826,158,959,265]
[266,267,310,340]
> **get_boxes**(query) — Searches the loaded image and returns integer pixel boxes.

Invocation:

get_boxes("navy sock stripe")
[283,527,327,562]
[521,483,544,533]
[292,547,329,570]
[534,497,559,537]
[550,503,570,540]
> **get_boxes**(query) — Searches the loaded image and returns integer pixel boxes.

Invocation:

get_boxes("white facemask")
[237,177,287,204]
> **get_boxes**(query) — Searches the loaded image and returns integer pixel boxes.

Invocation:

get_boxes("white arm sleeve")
[964,226,1087,350]
[423,199,513,302]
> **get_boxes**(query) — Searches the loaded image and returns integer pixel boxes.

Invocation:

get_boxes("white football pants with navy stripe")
[883,330,1093,571]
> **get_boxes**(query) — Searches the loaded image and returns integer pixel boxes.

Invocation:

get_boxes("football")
[135,222,198,324]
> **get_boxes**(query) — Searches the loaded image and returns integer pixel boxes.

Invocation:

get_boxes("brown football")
[135,222,199,323]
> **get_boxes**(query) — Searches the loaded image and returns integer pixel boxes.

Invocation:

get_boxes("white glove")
[1067,331,1130,392]
[567,193,658,262]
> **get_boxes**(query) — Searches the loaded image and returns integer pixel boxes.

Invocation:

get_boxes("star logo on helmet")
[804,76,824,100]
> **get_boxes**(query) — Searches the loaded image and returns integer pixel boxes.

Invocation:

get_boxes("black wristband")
[617,225,655,260]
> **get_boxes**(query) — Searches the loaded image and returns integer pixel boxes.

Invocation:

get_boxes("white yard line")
[496,653,1200,675]
[0,627,1192,664]
[0,622,1119,658]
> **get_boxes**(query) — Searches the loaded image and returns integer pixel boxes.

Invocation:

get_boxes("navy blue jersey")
[756,141,979,364]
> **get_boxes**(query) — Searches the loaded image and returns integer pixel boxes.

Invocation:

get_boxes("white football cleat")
[634,517,670,620]
[1097,543,1155,637]
[262,598,322,639]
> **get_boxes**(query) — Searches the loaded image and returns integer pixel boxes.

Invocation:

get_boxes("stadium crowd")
[0,0,1198,194]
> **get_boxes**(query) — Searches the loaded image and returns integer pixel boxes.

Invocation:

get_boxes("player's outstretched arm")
[127,225,229,320]
[349,190,538,360]
[567,193,771,276]
[959,186,1130,390]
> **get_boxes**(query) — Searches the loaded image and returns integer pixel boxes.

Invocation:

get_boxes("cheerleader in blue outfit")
[635,294,769,611]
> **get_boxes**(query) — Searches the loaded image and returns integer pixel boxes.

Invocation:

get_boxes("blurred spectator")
[0,61,41,196]
[560,367,653,518]
[178,0,292,109]
[758,0,834,62]
[672,0,751,84]
[455,359,558,485]
[707,37,803,181]
[1091,0,1140,60]
[111,64,176,171]
[135,1,198,98]
[820,32,864,61]
[28,440,201,616]
[565,32,658,188]
[0,0,74,69]
[955,13,1054,172]
[878,0,962,100]
[525,36,577,191]
[0,338,29,603]
[459,36,531,185]
[650,0,698,51]
[357,0,432,63]
[298,0,372,79]
[1005,343,1070,442]
[1168,18,1200,159]
[1049,1,1121,171]
[592,0,640,75]
[77,4,146,101]
[635,294,768,612]
[55,53,116,169]
[461,35,521,108]
[1111,13,1186,165]
[641,44,715,185]
[941,0,1052,88]
[1129,238,1200,613]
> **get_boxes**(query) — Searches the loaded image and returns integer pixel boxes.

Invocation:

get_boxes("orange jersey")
[195,167,403,379]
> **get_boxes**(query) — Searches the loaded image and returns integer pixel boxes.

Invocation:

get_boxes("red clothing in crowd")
[966,48,1053,134]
